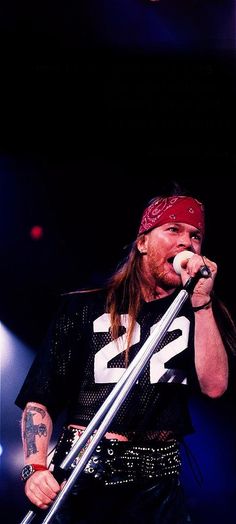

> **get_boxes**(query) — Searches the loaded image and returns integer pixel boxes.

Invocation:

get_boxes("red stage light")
[30,225,43,240]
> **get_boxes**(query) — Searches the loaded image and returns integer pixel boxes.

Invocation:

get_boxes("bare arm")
[181,254,228,398]
[194,304,228,397]
[22,402,52,465]
[21,402,61,509]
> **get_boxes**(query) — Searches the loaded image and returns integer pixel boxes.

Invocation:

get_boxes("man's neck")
[142,286,175,303]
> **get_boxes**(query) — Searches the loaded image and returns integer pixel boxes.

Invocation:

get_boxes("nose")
[177,232,193,251]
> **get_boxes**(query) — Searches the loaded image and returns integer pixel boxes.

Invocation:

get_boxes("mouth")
[166,256,180,276]
[167,256,175,265]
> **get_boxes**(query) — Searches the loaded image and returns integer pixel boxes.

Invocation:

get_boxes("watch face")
[21,464,34,481]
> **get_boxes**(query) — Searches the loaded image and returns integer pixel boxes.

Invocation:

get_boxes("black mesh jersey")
[15,289,198,437]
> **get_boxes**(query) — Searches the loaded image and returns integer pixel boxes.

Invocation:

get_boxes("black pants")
[51,475,191,524]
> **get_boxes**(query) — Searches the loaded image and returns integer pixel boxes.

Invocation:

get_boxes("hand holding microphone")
[173,250,211,278]
[173,250,213,294]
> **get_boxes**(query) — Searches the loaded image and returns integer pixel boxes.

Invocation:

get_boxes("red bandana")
[138,196,205,235]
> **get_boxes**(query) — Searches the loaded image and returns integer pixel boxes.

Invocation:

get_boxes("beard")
[147,253,181,290]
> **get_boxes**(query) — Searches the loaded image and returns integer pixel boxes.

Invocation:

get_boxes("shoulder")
[57,288,107,315]
[44,289,107,340]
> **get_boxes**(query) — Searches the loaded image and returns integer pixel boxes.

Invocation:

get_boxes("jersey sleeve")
[15,293,85,421]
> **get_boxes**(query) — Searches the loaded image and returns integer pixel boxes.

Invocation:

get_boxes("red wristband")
[30,464,48,471]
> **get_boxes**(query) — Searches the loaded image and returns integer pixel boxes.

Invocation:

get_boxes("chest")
[82,310,193,387]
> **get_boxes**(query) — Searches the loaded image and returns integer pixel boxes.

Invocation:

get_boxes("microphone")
[173,250,211,278]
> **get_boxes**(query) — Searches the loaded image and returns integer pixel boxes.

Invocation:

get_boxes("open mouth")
[166,256,180,275]
[167,256,175,265]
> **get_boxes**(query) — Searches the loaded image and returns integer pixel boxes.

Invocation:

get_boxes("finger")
[26,475,59,503]
[26,484,53,507]
[40,482,59,500]
[45,475,61,495]
[187,256,215,278]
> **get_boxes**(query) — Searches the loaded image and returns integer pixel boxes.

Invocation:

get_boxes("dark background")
[0,2,236,523]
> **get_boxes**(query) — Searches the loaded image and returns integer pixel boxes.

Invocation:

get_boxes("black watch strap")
[21,464,48,482]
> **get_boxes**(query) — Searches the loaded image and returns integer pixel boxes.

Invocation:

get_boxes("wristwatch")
[21,464,48,482]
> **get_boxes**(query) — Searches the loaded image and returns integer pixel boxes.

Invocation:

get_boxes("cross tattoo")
[24,406,47,457]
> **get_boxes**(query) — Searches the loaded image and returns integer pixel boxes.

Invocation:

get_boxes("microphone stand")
[19,278,197,524]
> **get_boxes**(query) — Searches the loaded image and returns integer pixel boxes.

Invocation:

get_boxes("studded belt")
[51,427,181,487]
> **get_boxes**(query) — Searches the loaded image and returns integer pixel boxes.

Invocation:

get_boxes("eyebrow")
[164,223,202,234]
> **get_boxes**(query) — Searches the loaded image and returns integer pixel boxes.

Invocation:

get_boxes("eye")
[191,232,202,242]
[167,226,179,233]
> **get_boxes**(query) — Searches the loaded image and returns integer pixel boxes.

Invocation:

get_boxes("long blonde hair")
[106,240,144,365]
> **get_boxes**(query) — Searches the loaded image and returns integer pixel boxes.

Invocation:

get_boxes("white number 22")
[94,313,190,385]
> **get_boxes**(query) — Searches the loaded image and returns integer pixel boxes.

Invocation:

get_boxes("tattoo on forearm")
[23,405,47,457]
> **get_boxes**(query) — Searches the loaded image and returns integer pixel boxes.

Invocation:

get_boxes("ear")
[137,234,148,255]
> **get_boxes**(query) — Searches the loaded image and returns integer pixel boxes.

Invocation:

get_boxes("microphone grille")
[173,250,194,275]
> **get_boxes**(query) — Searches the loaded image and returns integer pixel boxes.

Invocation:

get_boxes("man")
[16,190,235,523]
